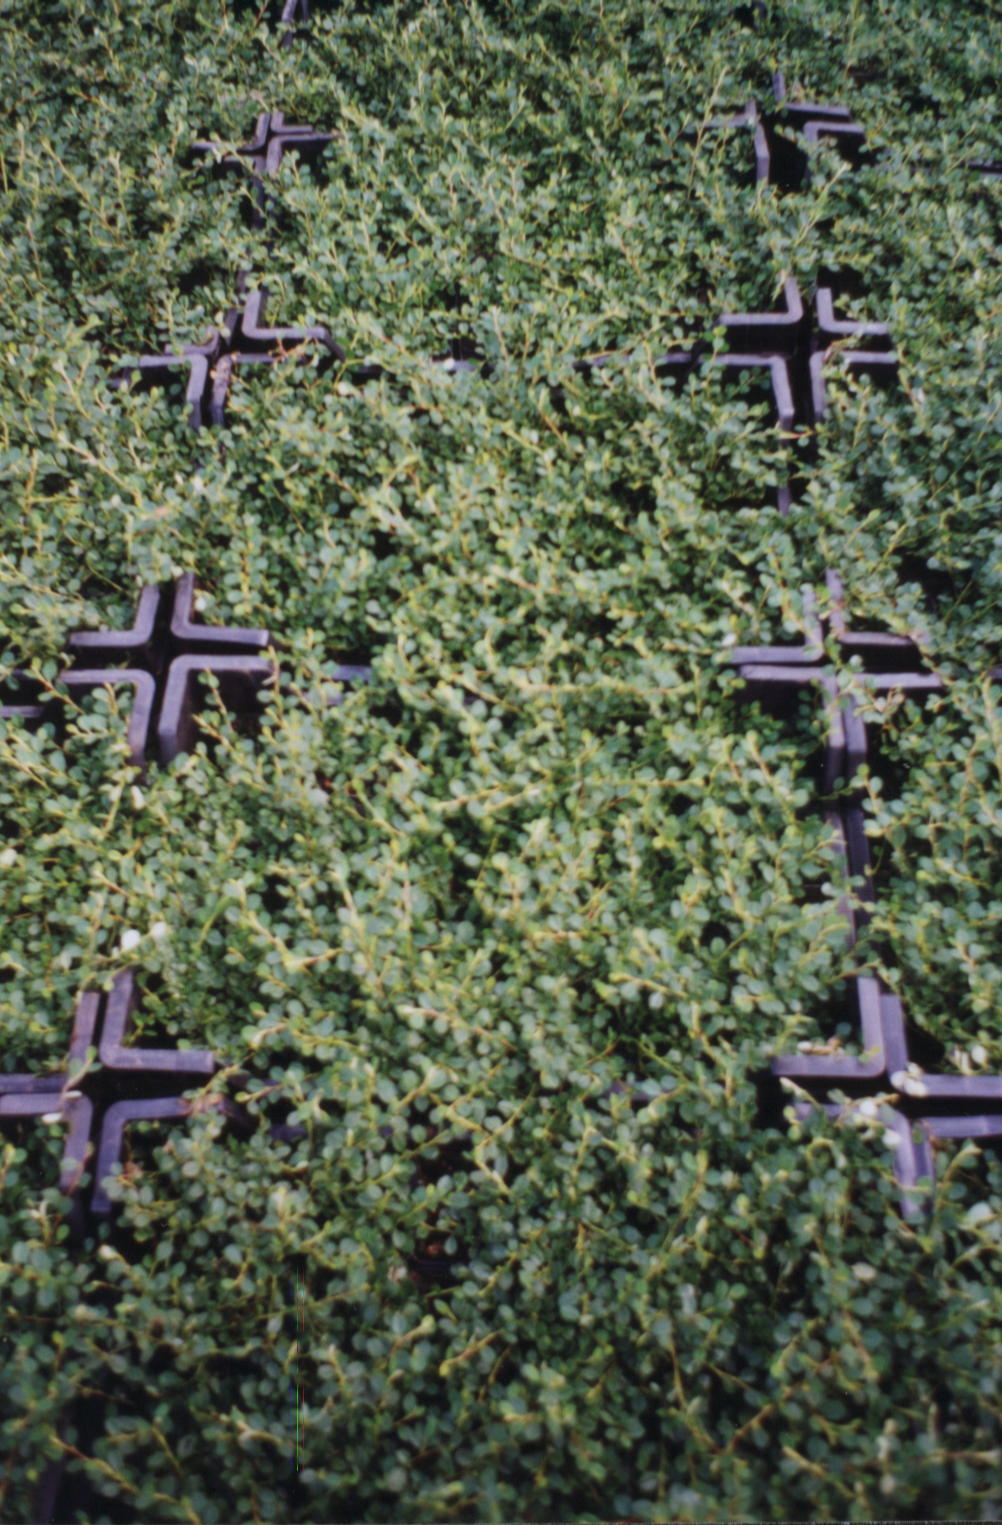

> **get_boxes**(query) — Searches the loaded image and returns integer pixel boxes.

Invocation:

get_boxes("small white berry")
[120,929,141,953]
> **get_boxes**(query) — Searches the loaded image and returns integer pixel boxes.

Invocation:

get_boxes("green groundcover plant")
[1,0,1001,1520]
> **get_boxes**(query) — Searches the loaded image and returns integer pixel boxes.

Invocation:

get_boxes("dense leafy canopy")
[1,0,1000,1520]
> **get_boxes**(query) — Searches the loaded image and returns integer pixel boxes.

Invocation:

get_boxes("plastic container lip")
[156,652,277,765]
[720,276,805,354]
[735,662,848,794]
[825,569,929,666]
[58,668,157,770]
[68,585,162,657]
[791,1100,934,1219]
[804,119,866,145]
[280,0,310,44]
[1,666,155,768]
[726,588,824,667]
[0,1092,94,1199]
[99,970,216,1076]
[814,283,893,347]
[90,1097,200,1218]
[709,351,797,430]
[809,346,899,424]
[230,286,343,358]
[772,71,854,121]
[110,349,214,430]
[5,575,284,767]
[772,975,904,1084]
[682,101,772,185]
[169,572,270,652]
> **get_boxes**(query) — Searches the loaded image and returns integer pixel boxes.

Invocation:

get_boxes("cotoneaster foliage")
[1,1,1001,1520]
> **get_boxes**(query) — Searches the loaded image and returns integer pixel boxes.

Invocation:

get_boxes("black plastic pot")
[60,668,157,770]
[839,797,873,905]
[687,100,772,187]
[718,350,804,511]
[188,115,272,229]
[740,652,944,801]
[793,1089,1002,1218]
[0,990,99,1236]
[803,117,867,165]
[0,1092,94,1211]
[89,1095,249,1218]
[814,274,893,350]
[773,977,1001,1182]
[190,106,333,231]
[2,666,155,769]
[771,72,854,126]
[878,994,1002,1107]
[791,1099,933,1219]
[767,72,869,187]
[809,344,899,423]
[735,663,849,794]
[719,276,807,356]
[726,586,823,667]
[924,1111,1002,1144]
[109,337,219,430]
[825,568,927,671]
[711,350,798,429]
[67,585,162,663]
[280,0,310,47]
[320,663,374,706]
[0,667,48,727]
[262,110,335,176]
[820,805,868,945]
[2,972,239,1226]
[98,970,216,1077]
[0,990,99,1097]
[157,652,277,764]
[227,286,342,360]
[772,973,909,1087]
[203,287,345,426]
[169,572,269,654]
